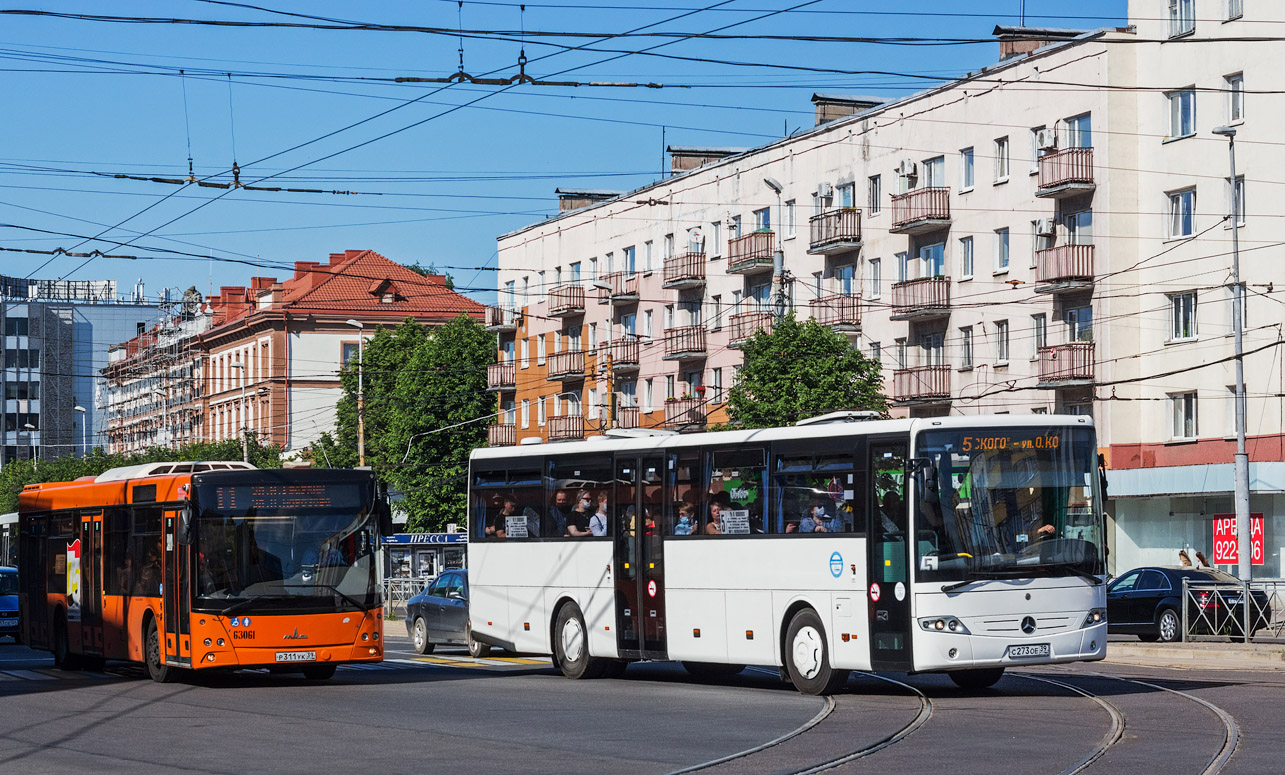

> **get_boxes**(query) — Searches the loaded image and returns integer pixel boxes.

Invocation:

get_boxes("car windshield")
[0,573,16,595]
[914,426,1104,583]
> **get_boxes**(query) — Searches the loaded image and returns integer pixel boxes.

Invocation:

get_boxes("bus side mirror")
[177,504,194,545]
[379,500,393,537]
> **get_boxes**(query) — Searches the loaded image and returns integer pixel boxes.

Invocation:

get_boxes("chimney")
[294,261,321,280]
[810,94,885,127]
[666,146,746,173]
[992,26,1084,61]
[555,188,624,213]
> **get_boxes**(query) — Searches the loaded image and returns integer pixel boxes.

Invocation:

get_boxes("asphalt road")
[1,633,1282,774]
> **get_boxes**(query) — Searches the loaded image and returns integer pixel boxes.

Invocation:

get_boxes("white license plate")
[1008,643,1051,659]
[0,618,15,627]
[275,651,317,663]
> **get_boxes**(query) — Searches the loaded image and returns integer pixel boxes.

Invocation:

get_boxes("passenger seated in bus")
[486,494,520,539]
[546,490,571,538]
[673,502,695,535]
[589,492,610,537]
[704,501,723,535]
[800,500,844,533]
[566,490,593,537]
[135,548,161,596]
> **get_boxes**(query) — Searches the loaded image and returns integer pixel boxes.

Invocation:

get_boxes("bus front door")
[869,440,913,672]
[613,455,668,661]
[162,511,192,668]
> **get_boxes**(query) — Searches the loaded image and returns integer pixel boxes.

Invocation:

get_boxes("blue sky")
[0,0,1127,304]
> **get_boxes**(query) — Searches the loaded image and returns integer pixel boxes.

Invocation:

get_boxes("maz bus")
[467,414,1107,695]
[19,462,391,682]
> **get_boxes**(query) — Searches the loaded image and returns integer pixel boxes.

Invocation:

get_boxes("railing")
[890,276,951,317]
[664,398,706,429]
[486,362,515,390]
[547,350,586,380]
[729,310,773,345]
[487,423,516,446]
[548,284,585,316]
[663,325,707,358]
[548,414,585,441]
[616,405,640,429]
[893,365,951,402]
[890,187,950,230]
[1037,342,1095,384]
[809,293,862,329]
[662,251,706,287]
[1037,147,1094,191]
[727,231,776,273]
[606,338,639,369]
[601,271,639,302]
[1183,577,1285,643]
[383,577,430,619]
[484,306,518,330]
[809,209,862,251]
[1035,244,1095,285]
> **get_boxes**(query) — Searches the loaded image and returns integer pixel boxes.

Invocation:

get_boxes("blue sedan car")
[0,567,18,641]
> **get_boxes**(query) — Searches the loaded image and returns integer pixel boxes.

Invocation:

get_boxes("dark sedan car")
[404,569,490,657]
[0,567,18,641]
[1107,566,1271,642]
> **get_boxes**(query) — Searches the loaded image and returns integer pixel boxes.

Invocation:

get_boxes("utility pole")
[764,177,788,320]
[230,362,248,463]
[346,320,366,467]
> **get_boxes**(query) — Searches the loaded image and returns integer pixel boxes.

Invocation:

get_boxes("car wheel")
[553,603,604,679]
[949,667,1006,690]
[1156,608,1181,643]
[466,624,491,658]
[145,618,176,683]
[783,608,848,696]
[411,617,434,655]
[303,664,337,680]
[681,661,745,679]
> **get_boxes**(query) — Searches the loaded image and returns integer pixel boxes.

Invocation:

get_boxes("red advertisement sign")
[1212,514,1264,566]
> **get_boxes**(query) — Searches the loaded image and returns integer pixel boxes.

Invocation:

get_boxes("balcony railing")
[664,398,707,430]
[548,284,585,316]
[484,306,519,332]
[809,293,862,331]
[1037,342,1095,386]
[486,361,515,391]
[809,209,863,254]
[893,365,951,403]
[616,405,640,429]
[488,423,516,447]
[606,338,639,371]
[600,271,639,304]
[547,350,586,380]
[1035,244,1095,292]
[890,187,951,233]
[662,251,706,289]
[663,325,707,360]
[890,276,951,320]
[729,310,773,347]
[1036,147,1095,197]
[548,415,585,442]
[727,231,776,274]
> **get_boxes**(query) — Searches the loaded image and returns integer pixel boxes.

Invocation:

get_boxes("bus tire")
[553,603,604,679]
[466,624,491,658]
[682,661,745,679]
[784,609,848,696]
[948,667,1005,690]
[411,617,434,654]
[52,610,81,671]
[145,617,177,684]
[303,664,337,680]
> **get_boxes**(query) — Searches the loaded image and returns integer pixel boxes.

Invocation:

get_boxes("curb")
[1103,644,1285,670]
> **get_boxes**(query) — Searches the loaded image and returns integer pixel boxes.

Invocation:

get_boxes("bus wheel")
[948,667,1005,690]
[52,611,81,671]
[411,617,434,655]
[784,609,848,696]
[682,661,745,679]
[303,664,337,680]
[466,624,491,658]
[553,603,603,679]
[145,618,176,684]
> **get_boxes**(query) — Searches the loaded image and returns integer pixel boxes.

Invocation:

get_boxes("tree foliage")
[309,315,493,532]
[725,313,888,429]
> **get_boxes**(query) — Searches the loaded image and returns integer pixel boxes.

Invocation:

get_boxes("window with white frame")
[588,388,599,419]
[1227,283,1247,331]
[959,236,974,279]
[712,367,723,401]
[620,312,636,337]
[664,304,675,329]
[569,327,581,352]
[1224,385,1238,436]
[643,241,654,272]
[960,148,974,190]
[520,398,530,428]
[869,258,882,298]
[1169,0,1195,37]
[1067,306,1092,342]
[553,331,562,354]
[1065,113,1092,148]
[569,262,581,283]
[710,221,722,257]
[589,322,597,351]
[1226,175,1245,226]
[604,251,613,275]
[1028,126,1046,174]
[870,341,881,364]
[710,295,722,330]
[1171,391,1198,438]
[1226,73,1244,123]
[1170,291,1198,340]
[588,258,597,282]
[994,228,1010,271]
[753,208,771,231]
[923,156,945,188]
[895,338,908,369]
[921,333,945,366]
[687,228,702,253]
[918,242,945,277]
[1066,209,1093,244]
[896,252,910,283]
[1169,188,1196,237]
[663,233,674,259]
[1031,221,1049,267]
[644,378,654,411]
[868,175,882,215]
[994,136,1010,181]
[538,395,547,426]
[520,337,530,368]
[1168,89,1196,139]
[537,334,546,365]
[960,326,973,369]
[624,245,637,273]
[643,310,653,339]
[995,320,1010,364]
[1032,314,1047,357]
[785,200,796,238]
[730,214,742,239]
[666,375,675,400]
[1226,0,1243,20]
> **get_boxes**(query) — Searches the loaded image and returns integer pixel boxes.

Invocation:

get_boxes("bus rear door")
[613,455,668,661]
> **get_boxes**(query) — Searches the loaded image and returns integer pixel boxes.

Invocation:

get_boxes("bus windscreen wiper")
[220,594,276,616]
[1043,562,1104,585]
[281,583,366,611]
[940,568,1030,593]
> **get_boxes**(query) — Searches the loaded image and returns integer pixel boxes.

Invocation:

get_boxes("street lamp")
[1213,125,1251,581]
[73,405,87,457]
[764,177,789,320]
[345,320,365,467]
[230,361,248,463]
[22,422,36,466]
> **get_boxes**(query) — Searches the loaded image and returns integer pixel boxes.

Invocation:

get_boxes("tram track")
[1013,673,1125,775]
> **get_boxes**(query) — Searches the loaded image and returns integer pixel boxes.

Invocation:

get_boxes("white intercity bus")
[467,413,1107,694]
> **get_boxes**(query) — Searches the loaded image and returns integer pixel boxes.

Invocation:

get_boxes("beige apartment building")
[491,1,1285,576]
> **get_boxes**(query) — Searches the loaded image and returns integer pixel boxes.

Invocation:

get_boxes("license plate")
[275,651,317,663]
[1008,643,1051,659]
[0,618,15,627]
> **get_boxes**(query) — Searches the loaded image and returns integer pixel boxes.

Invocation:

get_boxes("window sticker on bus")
[721,510,751,534]
[505,516,530,539]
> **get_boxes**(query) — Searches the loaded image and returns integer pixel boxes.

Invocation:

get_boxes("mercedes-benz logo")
[1020,616,1037,635]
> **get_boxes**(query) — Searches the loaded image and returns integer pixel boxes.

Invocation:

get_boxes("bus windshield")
[191,480,380,614]
[913,426,1103,584]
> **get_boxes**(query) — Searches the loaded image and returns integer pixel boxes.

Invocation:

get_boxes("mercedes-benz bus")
[467,414,1107,694]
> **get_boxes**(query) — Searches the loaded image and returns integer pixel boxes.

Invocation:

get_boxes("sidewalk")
[1102,638,1285,671]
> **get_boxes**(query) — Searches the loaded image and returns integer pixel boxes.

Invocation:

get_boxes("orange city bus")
[18,462,391,682]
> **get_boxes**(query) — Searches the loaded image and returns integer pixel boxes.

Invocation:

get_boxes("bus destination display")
[960,434,1061,453]
[212,483,364,511]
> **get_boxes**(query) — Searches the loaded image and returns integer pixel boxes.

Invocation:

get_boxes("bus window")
[706,448,766,535]
[669,452,702,536]
[471,468,543,540]
[104,509,130,595]
[774,455,857,535]
[131,507,163,596]
[550,458,613,539]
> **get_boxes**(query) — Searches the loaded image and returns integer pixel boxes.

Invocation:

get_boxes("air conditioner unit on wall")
[896,159,917,177]
[1035,218,1056,236]
[1037,129,1059,150]
[817,182,834,199]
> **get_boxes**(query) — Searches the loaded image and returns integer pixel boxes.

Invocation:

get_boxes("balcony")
[662,252,706,290]
[486,361,515,391]
[664,398,707,430]
[488,423,516,447]
[727,231,776,275]
[616,405,640,429]
[548,284,585,317]
[809,293,862,333]
[484,306,519,333]
[808,209,863,254]
[547,350,586,381]
[1035,244,1095,294]
[548,415,585,442]
[729,310,773,348]
[890,187,951,234]
[890,276,951,321]
[1036,148,1095,198]
[606,338,639,372]
[1037,342,1095,387]
[663,325,707,360]
[893,365,952,404]
[599,271,639,304]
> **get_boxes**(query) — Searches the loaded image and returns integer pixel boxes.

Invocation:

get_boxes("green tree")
[726,313,888,429]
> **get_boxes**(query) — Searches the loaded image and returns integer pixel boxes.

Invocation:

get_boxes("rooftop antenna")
[179,69,194,182]
[225,73,241,187]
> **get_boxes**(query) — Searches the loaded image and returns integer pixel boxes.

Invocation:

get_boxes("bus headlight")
[1083,608,1106,628]
[918,616,969,635]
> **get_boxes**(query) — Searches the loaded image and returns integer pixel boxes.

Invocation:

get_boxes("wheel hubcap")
[1161,612,1177,640]
[414,621,425,648]
[792,626,823,680]
[562,617,585,663]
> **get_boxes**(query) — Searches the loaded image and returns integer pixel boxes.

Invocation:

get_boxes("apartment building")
[492,1,1285,576]
[104,249,483,457]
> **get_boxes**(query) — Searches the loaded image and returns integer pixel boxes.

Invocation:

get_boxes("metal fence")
[383,577,430,620]
[1181,577,1285,643]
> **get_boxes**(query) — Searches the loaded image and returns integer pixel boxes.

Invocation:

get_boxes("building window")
[784,199,796,238]
[710,222,722,257]
[1170,291,1198,340]
[918,242,945,277]
[1032,314,1047,357]
[750,208,770,232]
[1226,73,1244,123]
[341,342,360,365]
[837,182,855,208]
[1168,188,1196,237]
[920,333,945,366]
[666,375,675,401]
[1168,89,1196,139]
[710,295,722,330]
[644,378,654,411]
[587,258,597,282]
[1226,0,1243,21]
[730,214,742,240]
[588,323,597,351]
[663,233,674,259]
[1227,175,1246,226]
[922,156,945,188]
[869,259,882,298]
[994,228,1010,272]
[960,148,974,190]
[1029,126,1046,174]
[623,246,637,273]
[588,388,599,420]
[1067,306,1093,342]
[959,327,973,369]
[664,304,675,329]
[1066,113,1092,148]
[959,236,974,279]
[712,368,723,402]
[537,334,546,365]
[1066,209,1094,245]
[894,338,908,369]
[994,136,1010,182]
[896,252,909,283]
[995,320,1010,364]
[1169,0,1195,37]
[1031,221,1048,267]
[520,399,530,428]
[870,342,881,364]
[643,241,653,273]
[1171,392,1198,439]
[867,175,882,215]
[520,338,530,368]
[538,395,547,426]
[643,310,653,339]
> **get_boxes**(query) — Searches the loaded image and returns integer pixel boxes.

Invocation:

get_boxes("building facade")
[492,1,1285,576]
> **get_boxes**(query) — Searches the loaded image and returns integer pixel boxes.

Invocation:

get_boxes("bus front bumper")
[913,622,1107,672]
